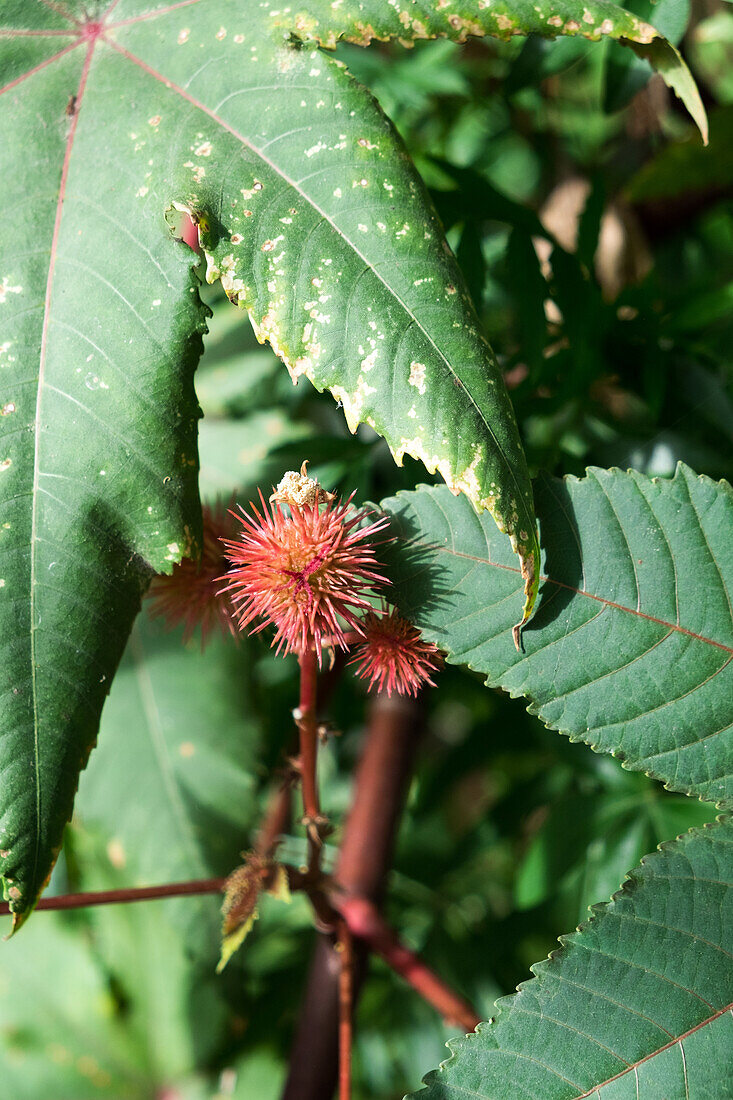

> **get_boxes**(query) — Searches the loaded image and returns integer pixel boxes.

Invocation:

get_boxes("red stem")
[282,693,427,1100]
[337,918,354,1100]
[0,876,479,1032]
[0,878,225,916]
[298,645,322,870]
[335,896,480,1034]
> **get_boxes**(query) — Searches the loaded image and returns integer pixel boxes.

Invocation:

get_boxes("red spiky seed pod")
[220,491,390,661]
[349,607,442,697]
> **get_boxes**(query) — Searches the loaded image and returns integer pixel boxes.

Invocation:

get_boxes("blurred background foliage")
[2,5,732,1097]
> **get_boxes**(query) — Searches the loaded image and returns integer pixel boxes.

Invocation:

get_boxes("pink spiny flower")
[349,607,442,697]
[148,500,237,647]
[221,492,390,661]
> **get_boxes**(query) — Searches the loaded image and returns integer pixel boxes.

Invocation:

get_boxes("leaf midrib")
[571,1001,733,1099]
[103,32,533,522]
[27,36,95,897]
[423,541,733,654]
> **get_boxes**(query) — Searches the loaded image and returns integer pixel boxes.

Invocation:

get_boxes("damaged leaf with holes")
[0,0,709,925]
[0,0,537,920]
[277,0,707,143]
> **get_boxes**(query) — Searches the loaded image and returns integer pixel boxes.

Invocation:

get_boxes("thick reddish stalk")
[336,694,422,904]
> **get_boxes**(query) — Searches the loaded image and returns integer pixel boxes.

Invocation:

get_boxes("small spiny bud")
[349,607,442,697]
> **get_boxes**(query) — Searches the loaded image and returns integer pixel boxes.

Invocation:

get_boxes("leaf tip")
[2,885,29,938]
[512,526,540,649]
[627,38,709,144]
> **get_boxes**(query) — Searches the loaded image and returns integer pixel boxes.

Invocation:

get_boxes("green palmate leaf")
[68,833,229,1086]
[408,818,733,1099]
[284,0,707,143]
[0,841,228,1097]
[0,12,206,924]
[76,611,263,892]
[381,463,733,806]
[0,911,145,1099]
[0,0,542,921]
[74,610,266,964]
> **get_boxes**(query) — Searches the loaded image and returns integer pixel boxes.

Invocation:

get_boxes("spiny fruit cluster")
[149,463,441,697]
